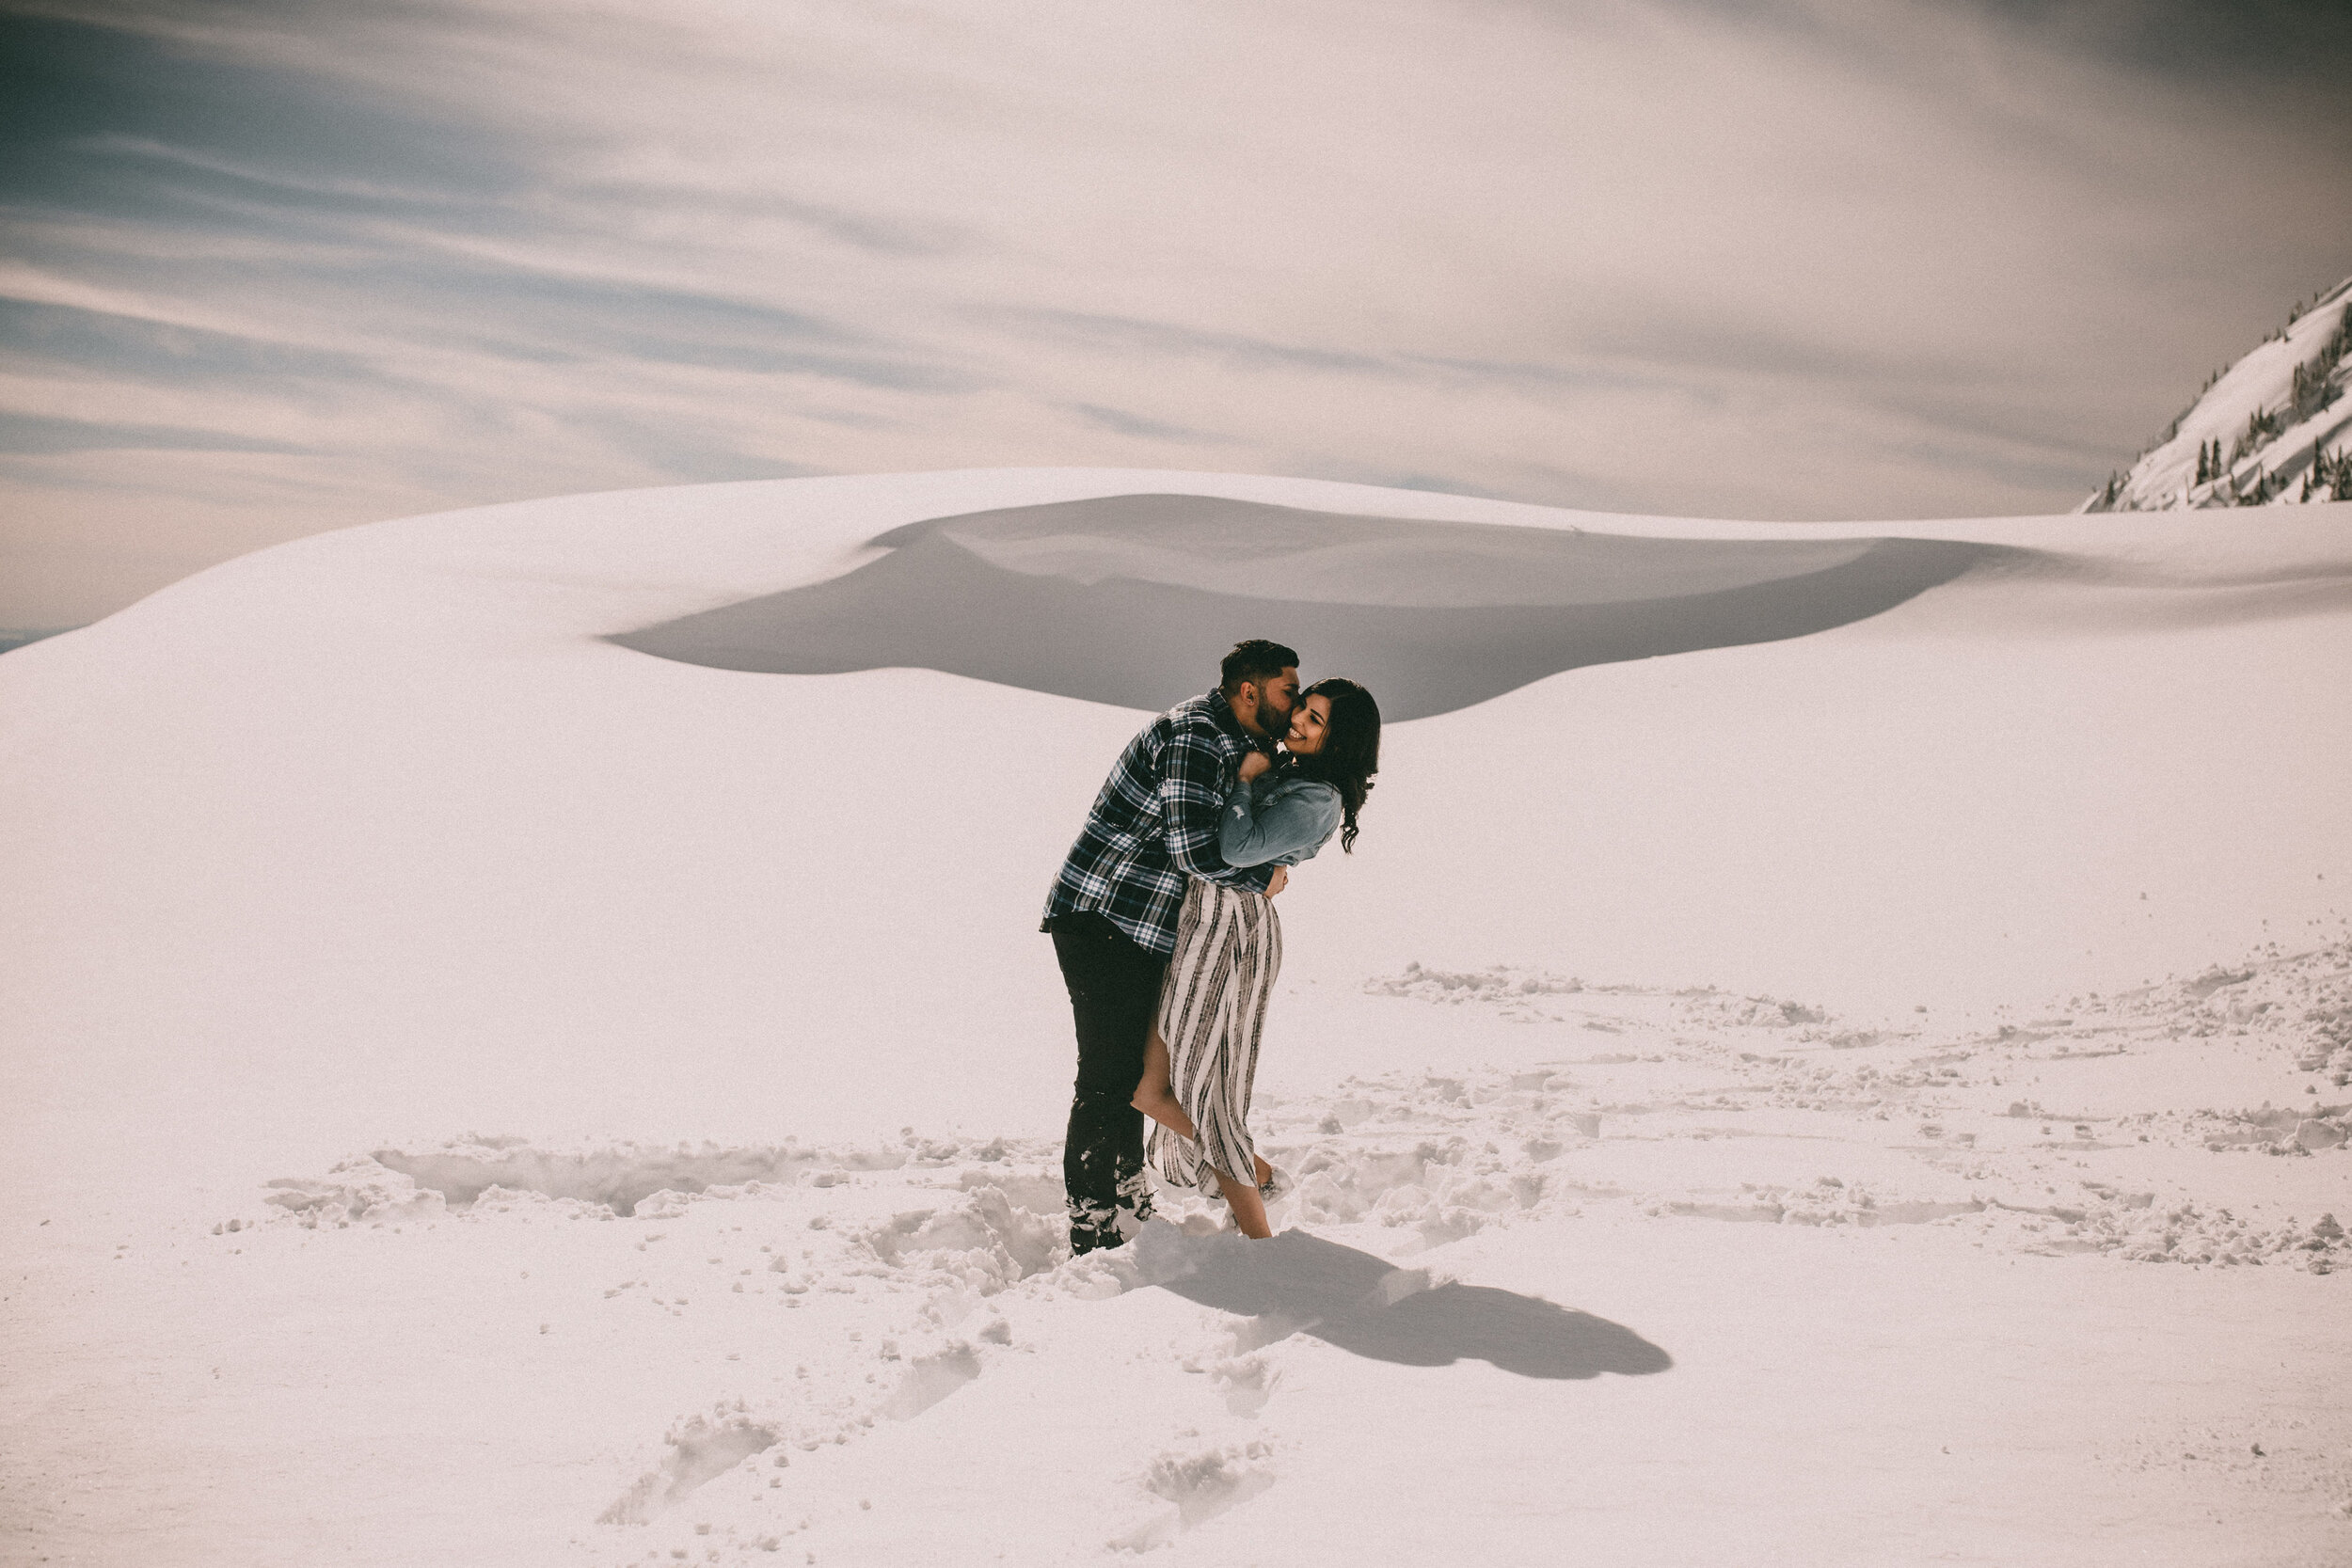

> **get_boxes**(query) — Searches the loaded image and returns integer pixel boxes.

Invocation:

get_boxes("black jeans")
[1048,911,1168,1254]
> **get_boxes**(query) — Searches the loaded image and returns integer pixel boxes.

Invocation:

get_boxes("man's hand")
[1265,866,1289,897]
[1237,751,1273,784]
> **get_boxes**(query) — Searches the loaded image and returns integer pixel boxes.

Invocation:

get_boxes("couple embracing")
[1041,640,1382,1255]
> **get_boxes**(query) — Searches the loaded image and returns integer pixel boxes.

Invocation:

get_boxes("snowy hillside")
[4,469,2350,1567]
[2086,275,2352,511]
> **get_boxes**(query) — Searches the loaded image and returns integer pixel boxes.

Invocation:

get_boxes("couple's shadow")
[1127,1223,1671,1380]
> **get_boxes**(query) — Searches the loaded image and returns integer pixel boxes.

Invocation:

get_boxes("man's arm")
[1158,724,1275,892]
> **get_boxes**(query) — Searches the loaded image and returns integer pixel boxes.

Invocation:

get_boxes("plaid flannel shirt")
[1041,689,1277,957]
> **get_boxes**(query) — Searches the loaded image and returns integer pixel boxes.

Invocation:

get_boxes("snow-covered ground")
[3,468,2349,1565]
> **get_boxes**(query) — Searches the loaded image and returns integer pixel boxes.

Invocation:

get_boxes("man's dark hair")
[1219,639,1298,699]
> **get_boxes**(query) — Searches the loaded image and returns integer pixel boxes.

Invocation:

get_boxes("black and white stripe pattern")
[1147,878,1282,1196]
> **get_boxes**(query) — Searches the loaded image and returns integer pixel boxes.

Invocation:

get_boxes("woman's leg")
[1229,896,1278,1202]
[1148,1028,1271,1232]
[1130,1022,1199,1141]
[1213,1166,1272,1240]
[1149,882,1275,1233]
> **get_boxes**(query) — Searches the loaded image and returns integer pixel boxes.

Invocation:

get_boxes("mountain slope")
[2085,275,2352,511]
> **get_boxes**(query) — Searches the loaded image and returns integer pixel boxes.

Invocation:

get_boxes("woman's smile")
[1283,692,1332,755]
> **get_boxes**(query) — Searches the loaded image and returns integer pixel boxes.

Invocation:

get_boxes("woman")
[1131,677,1381,1239]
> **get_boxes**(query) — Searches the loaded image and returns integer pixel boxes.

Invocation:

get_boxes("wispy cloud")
[1,0,2346,624]
[1067,403,1232,446]
[1005,309,1397,380]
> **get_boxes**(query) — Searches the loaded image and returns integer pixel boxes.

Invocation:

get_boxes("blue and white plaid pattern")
[1042,690,1276,956]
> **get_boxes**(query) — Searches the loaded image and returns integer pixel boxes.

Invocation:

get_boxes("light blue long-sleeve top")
[1218,768,1343,868]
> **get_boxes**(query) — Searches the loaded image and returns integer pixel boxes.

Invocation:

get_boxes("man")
[1041,640,1301,1254]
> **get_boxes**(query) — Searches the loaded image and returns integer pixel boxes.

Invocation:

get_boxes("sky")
[2,0,2348,628]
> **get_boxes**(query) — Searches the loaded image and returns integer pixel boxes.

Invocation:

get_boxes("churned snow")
[3,468,2349,1566]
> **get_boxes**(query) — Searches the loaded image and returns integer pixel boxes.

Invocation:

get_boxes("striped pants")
[1147,878,1282,1196]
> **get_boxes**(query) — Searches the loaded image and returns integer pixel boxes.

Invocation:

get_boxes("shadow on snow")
[608,493,1998,721]
[1129,1222,1671,1380]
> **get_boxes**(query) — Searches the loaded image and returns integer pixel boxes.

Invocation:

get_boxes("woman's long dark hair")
[1289,677,1380,852]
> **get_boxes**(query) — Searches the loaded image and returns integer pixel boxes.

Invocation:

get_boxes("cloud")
[1963,0,2352,97]
[1,0,2346,624]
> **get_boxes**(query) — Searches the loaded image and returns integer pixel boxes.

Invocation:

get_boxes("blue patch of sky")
[0,296,373,385]
[557,407,822,484]
[0,13,539,230]
[1869,430,2103,491]
[436,276,974,388]
[1875,389,2124,467]
[0,410,312,455]
[1304,455,1639,514]
[1067,403,1227,444]
[1395,353,1698,398]
[1004,309,1396,378]
[1581,309,1978,391]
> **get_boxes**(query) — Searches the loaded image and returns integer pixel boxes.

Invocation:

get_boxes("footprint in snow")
[1107,1441,1278,1552]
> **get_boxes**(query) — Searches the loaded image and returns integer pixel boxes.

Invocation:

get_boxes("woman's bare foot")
[1131,1024,1199,1140]
[1214,1167,1273,1239]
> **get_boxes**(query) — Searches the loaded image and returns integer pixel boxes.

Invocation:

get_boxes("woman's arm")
[1157,724,1275,892]
[1219,780,1343,867]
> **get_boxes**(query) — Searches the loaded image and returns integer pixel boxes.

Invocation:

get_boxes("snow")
[4,467,2350,1565]
[2086,275,2352,512]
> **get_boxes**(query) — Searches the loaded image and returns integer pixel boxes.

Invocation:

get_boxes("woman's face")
[1283,692,1333,756]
